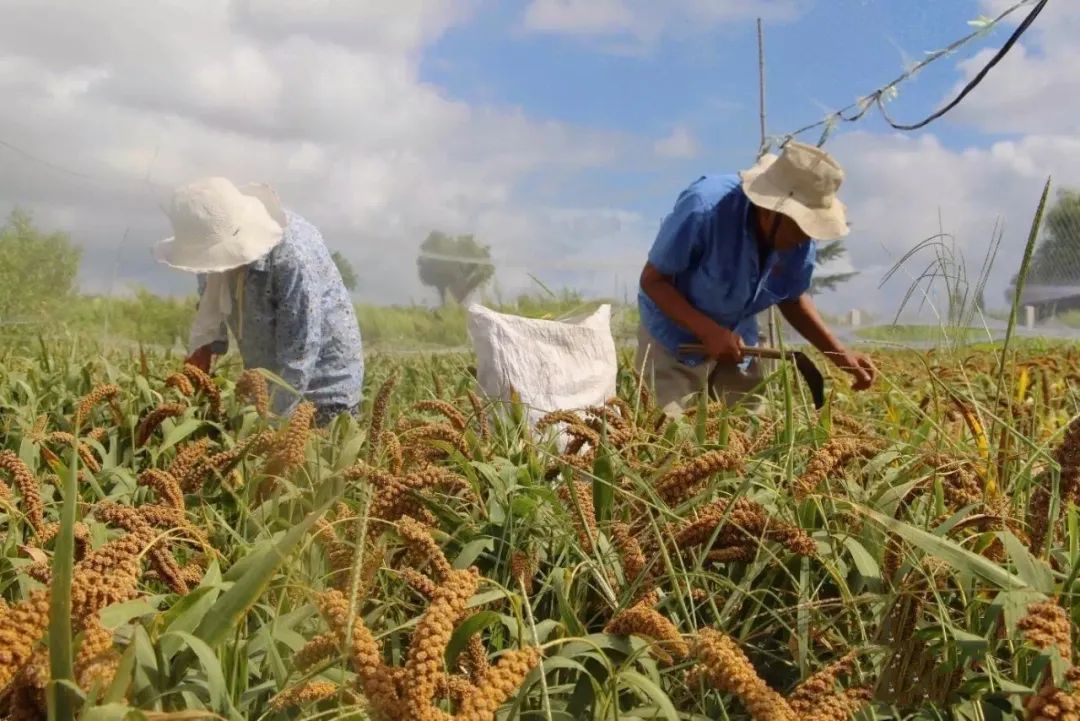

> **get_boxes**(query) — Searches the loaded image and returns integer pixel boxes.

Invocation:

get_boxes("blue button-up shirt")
[638,174,816,367]
[197,211,364,414]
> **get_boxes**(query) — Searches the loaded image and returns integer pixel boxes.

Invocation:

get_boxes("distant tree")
[808,240,857,295]
[416,231,494,305]
[0,208,81,322]
[331,250,358,292]
[1013,189,1080,289]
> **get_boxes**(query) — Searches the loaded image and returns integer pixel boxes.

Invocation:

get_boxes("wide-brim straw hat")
[154,177,286,273]
[739,141,850,241]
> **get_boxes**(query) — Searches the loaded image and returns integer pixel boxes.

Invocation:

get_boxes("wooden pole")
[757,18,779,354]
[757,18,768,157]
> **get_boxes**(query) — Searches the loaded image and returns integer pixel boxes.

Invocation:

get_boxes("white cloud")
[813,131,1080,319]
[937,0,1080,135]
[799,1,1080,324]
[653,125,699,159]
[522,0,806,48]
[0,0,632,304]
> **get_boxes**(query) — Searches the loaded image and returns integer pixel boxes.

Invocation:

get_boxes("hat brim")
[739,155,850,242]
[154,194,284,273]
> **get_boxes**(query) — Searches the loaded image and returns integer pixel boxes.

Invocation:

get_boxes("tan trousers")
[635,325,765,417]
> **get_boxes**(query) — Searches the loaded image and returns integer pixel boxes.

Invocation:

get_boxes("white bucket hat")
[739,141,850,241]
[154,177,285,273]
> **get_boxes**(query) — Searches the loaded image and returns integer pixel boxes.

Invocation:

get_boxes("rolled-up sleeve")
[269,249,323,414]
[647,190,708,277]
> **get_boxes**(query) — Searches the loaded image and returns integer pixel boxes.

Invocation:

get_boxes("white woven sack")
[466,303,617,430]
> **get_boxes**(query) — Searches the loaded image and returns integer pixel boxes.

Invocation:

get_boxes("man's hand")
[833,350,876,391]
[699,324,744,365]
[185,344,213,373]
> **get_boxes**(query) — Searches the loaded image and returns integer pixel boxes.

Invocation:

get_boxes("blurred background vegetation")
[7,193,1078,353]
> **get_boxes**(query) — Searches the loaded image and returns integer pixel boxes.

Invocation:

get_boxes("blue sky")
[411,0,1055,311]
[0,0,1077,319]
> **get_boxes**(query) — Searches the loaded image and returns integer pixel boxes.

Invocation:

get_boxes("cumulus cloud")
[522,0,806,49]
[939,0,1080,135]
[815,131,1080,318]
[0,0,632,303]
[653,125,699,159]
[799,0,1080,320]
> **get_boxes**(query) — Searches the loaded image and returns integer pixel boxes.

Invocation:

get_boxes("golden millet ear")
[135,403,187,447]
[654,450,744,506]
[0,450,44,535]
[182,363,223,419]
[74,384,120,429]
[235,368,270,417]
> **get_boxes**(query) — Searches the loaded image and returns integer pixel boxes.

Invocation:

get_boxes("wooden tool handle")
[678,343,790,361]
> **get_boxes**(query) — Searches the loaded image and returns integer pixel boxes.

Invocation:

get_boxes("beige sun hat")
[739,141,850,241]
[154,177,285,273]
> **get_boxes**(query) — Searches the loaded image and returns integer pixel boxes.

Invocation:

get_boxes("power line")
[0,136,167,191]
[776,0,1050,148]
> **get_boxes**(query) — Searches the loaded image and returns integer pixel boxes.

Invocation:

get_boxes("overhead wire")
[773,0,1050,149]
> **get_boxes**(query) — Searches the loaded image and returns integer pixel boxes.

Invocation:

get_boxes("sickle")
[678,344,826,410]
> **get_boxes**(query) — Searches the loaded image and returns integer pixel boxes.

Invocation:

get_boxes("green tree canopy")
[416,231,494,305]
[0,208,81,322]
[331,250,358,292]
[808,240,857,295]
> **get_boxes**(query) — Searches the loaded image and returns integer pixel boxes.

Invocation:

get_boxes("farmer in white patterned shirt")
[154,177,364,425]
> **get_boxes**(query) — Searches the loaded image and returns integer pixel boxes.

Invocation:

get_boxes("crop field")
[0,339,1079,721]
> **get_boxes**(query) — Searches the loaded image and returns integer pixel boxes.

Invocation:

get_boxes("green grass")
[854,324,990,344]
[33,289,641,352]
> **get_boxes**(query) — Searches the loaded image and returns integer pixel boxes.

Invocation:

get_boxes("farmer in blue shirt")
[637,141,875,414]
[154,177,364,425]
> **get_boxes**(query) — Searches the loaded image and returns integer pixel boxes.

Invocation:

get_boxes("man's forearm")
[778,294,845,358]
[641,266,720,340]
